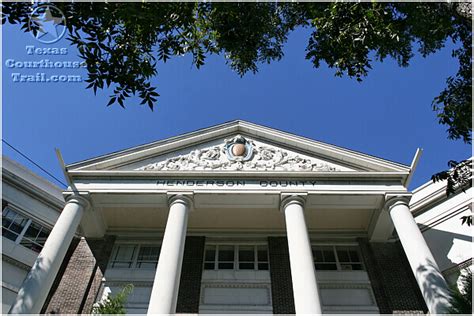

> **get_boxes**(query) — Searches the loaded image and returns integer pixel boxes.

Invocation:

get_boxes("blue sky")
[2,22,471,190]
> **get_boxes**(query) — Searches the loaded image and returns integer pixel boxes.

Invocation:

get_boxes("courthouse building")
[4,120,472,314]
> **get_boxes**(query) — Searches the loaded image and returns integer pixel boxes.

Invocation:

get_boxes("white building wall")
[412,181,473,287]
[2,261,30,313]
[1,156,64,313]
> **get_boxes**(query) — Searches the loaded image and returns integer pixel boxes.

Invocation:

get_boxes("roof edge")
[66,119,411,173]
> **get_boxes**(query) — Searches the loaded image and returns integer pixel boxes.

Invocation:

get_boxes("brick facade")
[358,238,428,313]
[176,236,206,313]
[41,237,80,313]
[42,235,116,314]
[268,236,295,314]
[82,235,117,313]
[40,234,428,314]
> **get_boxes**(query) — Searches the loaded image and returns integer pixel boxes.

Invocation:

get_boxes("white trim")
[68,170,409,178]
[2,205,53,252]
[203,243,270,272]
[311,244,365,271]
[3,202,54,231]
[2,156,65,203]
[418,203,471,231]
[15,218,32,245]
[2,281,20,293]
[66,120,410,173]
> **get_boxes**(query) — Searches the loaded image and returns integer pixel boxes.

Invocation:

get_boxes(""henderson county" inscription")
[155,180,318,187]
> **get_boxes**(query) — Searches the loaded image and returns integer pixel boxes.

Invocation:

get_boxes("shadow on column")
[416,258,451,313]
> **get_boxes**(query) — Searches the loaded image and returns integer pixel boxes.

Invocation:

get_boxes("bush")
[92,284,134,315]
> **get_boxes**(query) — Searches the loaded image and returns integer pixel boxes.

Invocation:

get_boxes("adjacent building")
[410,162,472,289]
[3,121,472,314]
[2,156,64,313]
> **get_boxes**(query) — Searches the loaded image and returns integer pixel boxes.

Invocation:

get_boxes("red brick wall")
[42,236,115,314]
[176,236,206,313]
[268,236,296,314]
[358,238,428,313]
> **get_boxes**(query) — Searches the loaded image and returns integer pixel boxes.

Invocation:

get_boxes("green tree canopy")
[2,2,471,143]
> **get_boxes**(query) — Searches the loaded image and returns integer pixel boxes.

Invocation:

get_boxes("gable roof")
[66,120,411,176]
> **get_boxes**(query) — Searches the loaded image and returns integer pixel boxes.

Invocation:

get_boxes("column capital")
[384,194,412,212]
[65,193,91,210]
[167,193,194,210]
[280,193,307,213]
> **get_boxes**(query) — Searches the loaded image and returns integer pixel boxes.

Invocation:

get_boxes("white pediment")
[123,135,355,172]
[67,120,411,175]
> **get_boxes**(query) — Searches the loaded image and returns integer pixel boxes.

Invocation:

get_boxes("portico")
[9,120,451,314]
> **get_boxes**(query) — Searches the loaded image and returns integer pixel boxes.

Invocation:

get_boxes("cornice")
[410,185,471,216]
[2,170,65,210]
[66,120,410,173]
[442,258,473,276]
[67,170,409,181]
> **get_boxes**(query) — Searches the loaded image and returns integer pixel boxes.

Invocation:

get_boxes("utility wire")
[2,139,68,187]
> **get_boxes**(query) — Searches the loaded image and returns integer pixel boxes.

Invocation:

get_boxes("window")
[136,246,160,268]
[112,245,137,268]
[19,222,51,253]
[110,244,160,269]
[312,245,364,271]
[2,207,29,241]
[2,204,51,253]
[204,244,269,271]
[336,246,364,271]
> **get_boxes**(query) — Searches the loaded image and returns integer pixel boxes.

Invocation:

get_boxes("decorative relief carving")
[136,135,339,172]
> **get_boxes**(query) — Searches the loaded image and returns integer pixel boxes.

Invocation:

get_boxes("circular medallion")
[232,143,246,156]
[224,135,254,162]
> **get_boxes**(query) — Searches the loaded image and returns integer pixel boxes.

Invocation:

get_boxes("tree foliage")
[432,159,473,196]
[2,2,471,142]
[448,269,472,314]
[92,284,133,315]
[432,159,472,224]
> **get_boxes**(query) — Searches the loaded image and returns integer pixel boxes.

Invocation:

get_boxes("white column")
[9,194,89,314]
[386,195,451,314]
[281,195,322,314]
[147,194,192,314]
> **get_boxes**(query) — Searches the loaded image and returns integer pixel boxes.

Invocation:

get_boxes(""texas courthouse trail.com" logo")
[5,3,86,83]
[28,4,67,44]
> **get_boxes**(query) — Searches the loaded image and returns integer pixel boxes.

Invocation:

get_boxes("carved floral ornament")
[136,135,339,172]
